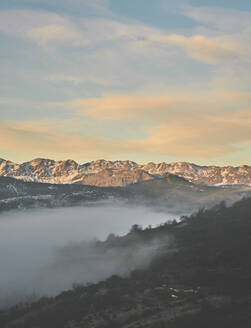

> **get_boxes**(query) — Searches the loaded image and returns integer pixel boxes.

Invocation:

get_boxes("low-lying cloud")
[0,205,176,308]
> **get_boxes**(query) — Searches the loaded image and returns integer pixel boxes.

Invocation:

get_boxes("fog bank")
[0,204,177,308]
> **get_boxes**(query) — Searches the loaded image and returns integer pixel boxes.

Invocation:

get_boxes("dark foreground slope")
[1,198,251,328]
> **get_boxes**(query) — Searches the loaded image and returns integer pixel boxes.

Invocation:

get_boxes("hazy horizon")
[2,156,251,168]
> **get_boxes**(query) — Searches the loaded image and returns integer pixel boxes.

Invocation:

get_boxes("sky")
[0,0,251,166]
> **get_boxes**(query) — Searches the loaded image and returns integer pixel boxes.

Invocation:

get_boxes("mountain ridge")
[1,158,251,186]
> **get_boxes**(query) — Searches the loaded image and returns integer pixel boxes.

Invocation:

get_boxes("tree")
[106,233,117,242]
[130,224,143,233]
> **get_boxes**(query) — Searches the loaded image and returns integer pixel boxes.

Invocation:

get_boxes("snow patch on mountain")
[0,158,251,187]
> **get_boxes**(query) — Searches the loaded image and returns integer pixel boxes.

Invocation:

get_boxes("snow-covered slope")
[142,162,251,186]
[1,158,251,186]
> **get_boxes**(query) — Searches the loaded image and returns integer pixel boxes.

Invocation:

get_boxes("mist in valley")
[0,203,178,309]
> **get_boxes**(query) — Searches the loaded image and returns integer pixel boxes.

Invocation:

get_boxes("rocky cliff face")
[0,158,251,186]
[81,168,153,187]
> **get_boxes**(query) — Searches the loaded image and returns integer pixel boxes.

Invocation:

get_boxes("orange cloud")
[27,24,87,46]
[70,94,191,121]
[1,105,251,160]
[149,34,242,64]
[122,108,251,158]
[66,91,251,122]
[0,121,120,159]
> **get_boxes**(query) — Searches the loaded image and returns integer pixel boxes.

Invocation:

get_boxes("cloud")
[83,19,244,64]
[34,0,112,16]
[2,97,251,160]
[63,91,251,122]
[1,3,251,162]
[27,24,84,46]
[83,0,111,15]
[85,19,246,65]
[182,5,251,34]
[118,109,251,159]
[122,108,251,158]
[0,121,121,160]
[148,33,243,64]
[0,10,86,46]
[48,75,84,85]
[0,9,244,64]
[47,74,111,87]
[45,91,251,159]
[68,94,184,121]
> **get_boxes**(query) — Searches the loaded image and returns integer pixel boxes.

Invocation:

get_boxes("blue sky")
[1,0,251,165]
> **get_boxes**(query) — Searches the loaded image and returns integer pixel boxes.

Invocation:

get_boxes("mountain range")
[1,158,251,187]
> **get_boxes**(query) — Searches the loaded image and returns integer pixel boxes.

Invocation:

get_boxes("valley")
[1,197,251,327]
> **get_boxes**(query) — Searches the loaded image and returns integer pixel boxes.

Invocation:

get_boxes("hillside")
[0,175,251,215]
[1,197,251,327]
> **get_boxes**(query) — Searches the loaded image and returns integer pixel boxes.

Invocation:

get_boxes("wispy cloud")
[2,101,251,160]
[48,75,85,85]
[182,5,251,34]
[0,10,86,46]
[150,34,243,64]
[27,24,85,46]
[0,8,245,64]
[0,120,121,159]
[123,108,251,158]
[47,74,111,87]
[62,91,251,122]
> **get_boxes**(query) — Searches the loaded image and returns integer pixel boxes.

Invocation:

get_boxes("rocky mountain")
[1,158,251,186]
[81,168,154,187]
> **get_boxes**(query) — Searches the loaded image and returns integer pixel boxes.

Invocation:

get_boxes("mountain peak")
[0,158,251,187]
